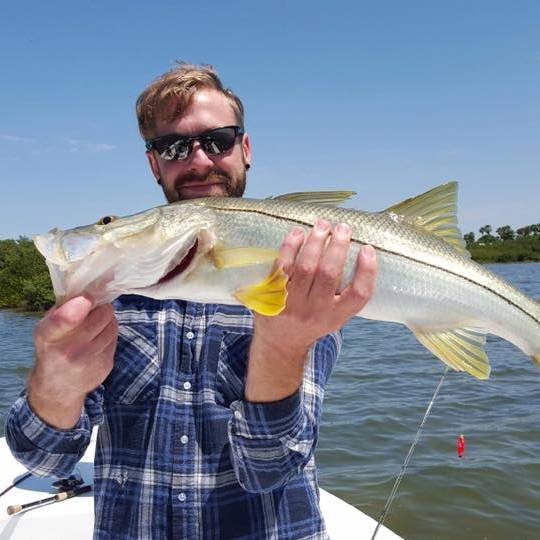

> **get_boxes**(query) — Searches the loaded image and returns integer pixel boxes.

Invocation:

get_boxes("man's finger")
[337,245,377,316]
[96,337,118,375]
[309,223,351,302]
[38,295,95,342]
[76,304,116,345]
[276,227,305,275]
[288,220,331,298]
[83,317,118,358]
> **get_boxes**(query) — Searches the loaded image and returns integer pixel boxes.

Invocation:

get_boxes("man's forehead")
[155,89,238,135]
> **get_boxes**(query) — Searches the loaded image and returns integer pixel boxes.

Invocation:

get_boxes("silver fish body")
[34,183,540,379]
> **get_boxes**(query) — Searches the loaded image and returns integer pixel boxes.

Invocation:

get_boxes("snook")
[35,182,540,380]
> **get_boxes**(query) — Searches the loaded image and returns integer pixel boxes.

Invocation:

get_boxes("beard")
[161,168,247,203]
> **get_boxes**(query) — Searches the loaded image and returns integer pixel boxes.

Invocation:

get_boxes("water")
[0,309,39,429]
[318,263,540,539]
[1,263,539,539]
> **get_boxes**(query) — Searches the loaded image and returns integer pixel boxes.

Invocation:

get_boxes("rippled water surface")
[1,263,539,539]
[0,309,38,429]
[318,263,540,539]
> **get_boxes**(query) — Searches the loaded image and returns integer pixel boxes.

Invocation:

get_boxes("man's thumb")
[45,295,95,341]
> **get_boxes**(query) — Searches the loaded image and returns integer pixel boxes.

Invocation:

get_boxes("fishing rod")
[371,366,450,540]
[1,472,83,500]
[6,484,92,515]
[0,473,31,498]
[3,472,90,516]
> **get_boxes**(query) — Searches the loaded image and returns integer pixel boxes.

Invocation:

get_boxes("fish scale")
[198,195,540,328]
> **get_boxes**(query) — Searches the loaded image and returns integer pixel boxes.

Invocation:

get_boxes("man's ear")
[146,151,162,184]
[241,133,252,169]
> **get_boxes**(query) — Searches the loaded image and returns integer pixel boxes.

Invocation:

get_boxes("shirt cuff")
[15,393,92,453]
[230,391,304,440]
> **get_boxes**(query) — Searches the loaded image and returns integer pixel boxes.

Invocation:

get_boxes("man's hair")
[136,61,245,140]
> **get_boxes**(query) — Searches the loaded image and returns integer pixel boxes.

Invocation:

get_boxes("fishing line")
[371,366,449,540]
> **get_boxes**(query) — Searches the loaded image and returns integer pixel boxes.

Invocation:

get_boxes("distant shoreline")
[468,237,540,264]
[0,306,44,316]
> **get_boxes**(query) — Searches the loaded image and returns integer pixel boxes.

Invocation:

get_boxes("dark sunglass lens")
[151,127,240,160]
[157,138,190,160]
[202,127,237,155]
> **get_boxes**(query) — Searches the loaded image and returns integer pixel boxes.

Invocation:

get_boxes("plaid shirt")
[6,295,341,539]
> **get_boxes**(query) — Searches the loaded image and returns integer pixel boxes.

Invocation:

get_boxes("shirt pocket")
[104,324,161,404]
[215,331,251,406]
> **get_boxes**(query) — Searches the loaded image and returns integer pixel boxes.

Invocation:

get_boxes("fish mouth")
[157,240,199,285]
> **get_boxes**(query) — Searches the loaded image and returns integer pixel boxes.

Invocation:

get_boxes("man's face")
[146,88,252,202]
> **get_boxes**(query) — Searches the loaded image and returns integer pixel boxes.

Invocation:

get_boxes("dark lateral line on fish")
[207,205,540,327]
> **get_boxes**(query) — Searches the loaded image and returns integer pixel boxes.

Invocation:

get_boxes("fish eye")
[97,215,118,225]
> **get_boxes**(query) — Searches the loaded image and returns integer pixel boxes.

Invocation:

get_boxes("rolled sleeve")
[230,390,303,440]
[5,386,104,478]
[228,331,342,493]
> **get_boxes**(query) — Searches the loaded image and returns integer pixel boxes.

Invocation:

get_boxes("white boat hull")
[0,430,402,539]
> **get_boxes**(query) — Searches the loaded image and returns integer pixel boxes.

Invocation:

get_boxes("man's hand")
[245,220,377,402]
[27,296,118,430]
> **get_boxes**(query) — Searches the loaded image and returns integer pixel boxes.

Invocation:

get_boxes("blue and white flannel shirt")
[6,295,341,539]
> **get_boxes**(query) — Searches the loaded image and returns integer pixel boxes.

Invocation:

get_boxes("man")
[6,63,377,539]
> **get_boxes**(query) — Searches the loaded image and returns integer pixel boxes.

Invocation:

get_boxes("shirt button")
[73,433,82,440]
[180,435,189,444]
[186,331,195,340]
[178,492,186,502]
[234,410,242,420]
[183,381,192,390]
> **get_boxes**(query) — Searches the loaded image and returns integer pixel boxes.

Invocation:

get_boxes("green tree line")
[0,238,55,311]
[464,222,540,263]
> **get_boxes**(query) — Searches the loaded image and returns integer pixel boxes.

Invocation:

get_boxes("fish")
[34,182,540,380]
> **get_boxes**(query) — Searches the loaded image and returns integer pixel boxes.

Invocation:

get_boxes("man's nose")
[187,140,214,173]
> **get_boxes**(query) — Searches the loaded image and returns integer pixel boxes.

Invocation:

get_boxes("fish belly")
[357,251,540,358]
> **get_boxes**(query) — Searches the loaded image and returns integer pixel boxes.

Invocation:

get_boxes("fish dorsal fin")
[270,191,356,206]
[383,182,470,257]
[413,327,491,380]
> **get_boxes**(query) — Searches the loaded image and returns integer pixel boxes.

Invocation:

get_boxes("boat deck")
[0,430,402,539]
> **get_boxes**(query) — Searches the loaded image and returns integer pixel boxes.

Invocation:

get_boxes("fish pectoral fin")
[269,191,356,206]
[210,246,280,269]
[234,267,288,316]
[382,182,471,258]
[412,326,491,380]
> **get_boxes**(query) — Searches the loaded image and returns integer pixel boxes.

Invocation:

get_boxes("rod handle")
[7,504,22,515]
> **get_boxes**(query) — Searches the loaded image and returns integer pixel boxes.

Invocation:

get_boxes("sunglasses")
[145,125,244,161]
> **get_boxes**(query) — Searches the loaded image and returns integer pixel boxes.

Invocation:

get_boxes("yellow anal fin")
[412,327,491,380]
[211,246,279,269]
[234,267,288,316]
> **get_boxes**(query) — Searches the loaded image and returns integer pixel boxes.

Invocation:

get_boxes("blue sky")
[1,1,538,239]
